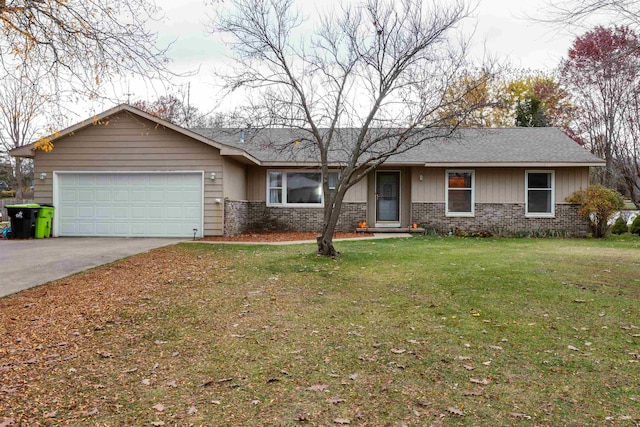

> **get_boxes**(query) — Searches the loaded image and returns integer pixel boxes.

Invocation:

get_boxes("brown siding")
[246,166,266,201]
[33,111,224,236]
[223,159,247,200]
[411,166,591,204]
[555,167,590,202]
[343,177,367,203]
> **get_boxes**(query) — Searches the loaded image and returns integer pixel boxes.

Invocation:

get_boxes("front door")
[376,171,400,226]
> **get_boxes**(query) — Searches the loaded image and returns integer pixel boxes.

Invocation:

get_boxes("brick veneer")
[411,202,590,236]
[223,200,367,234]
[224,200,250,236]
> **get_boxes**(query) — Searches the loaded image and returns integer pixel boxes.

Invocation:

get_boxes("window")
[526,171,554,216]
[327,171,339,201]
[446,170,474,216]
[267,171,324,206]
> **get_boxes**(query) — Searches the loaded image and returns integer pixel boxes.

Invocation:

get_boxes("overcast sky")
[101,0,588,116]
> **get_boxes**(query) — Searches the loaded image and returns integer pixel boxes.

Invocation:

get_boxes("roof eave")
[422,162,606,167]
[8,145,35,158]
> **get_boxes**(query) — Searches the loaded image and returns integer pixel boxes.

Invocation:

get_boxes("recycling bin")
[6,204,40,239]
[35,204,55,238]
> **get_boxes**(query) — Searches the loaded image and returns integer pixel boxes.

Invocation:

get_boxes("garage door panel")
[112,190,129,202]
[77,206,95,218]
[95,223,112,234]
[148,190,165,202]
[77,222,96,235]
[96,190,111,202]
[56,172,203,237]
[78,175,95,186]
[95,206,113,218]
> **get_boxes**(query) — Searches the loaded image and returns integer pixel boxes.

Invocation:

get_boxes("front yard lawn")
[1,236,639,426]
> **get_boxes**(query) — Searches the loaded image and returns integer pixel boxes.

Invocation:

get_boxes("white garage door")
[55,172,203,237]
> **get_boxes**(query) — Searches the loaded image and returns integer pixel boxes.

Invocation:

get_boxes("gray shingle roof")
[191,127,604,166]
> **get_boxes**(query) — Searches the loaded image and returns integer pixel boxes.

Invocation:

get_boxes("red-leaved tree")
[560,26,640,190]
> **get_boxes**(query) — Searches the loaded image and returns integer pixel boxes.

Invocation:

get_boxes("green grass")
[4,236,640,426]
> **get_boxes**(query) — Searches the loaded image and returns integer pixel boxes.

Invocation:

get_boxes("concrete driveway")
[0,237,184,298]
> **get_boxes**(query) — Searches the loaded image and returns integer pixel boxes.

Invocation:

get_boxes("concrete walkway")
[0,237,183,298]
[190,233,413,245]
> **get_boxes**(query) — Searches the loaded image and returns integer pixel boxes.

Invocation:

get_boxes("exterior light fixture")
[40,172,47,180]
[210,172,216,180]
[419,174,424,181]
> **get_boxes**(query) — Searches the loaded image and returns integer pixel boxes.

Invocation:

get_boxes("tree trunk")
[14,158,23,200]
[316,187,347,257]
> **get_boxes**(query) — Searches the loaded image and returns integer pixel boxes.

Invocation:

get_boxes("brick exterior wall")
[223,200,367,234]
[411,202,590,236]
[224,200,250,236]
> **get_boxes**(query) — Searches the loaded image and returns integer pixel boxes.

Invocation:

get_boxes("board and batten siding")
[33,111,225,236]
[245,166,367,203]
[223,159,247,200]
[411,167,590,204]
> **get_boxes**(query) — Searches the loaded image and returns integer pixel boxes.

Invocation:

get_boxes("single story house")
[10,104,605,238]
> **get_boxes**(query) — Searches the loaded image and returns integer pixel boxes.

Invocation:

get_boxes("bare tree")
[615,91,640,207]
[0,71,48,198]
[540,0,640,27]
[213,0,488,256]
[0,0,169,99]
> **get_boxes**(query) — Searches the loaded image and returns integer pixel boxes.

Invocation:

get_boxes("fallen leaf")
[446,406,465,416]
[43,411,57,418]
[84,408,98,417]
[416,401,431,407]
[166,380,177,388]
[463,365,475,371]
[390,348,406,354]
[122,368,138,373]
[510,412,532,419]
[574,299,586,303]
[267,377,280,383]
[307,384,329,392]
[142,379,151,386]
[154,340,167,345]
[187,406,198,415]
[349,373,358,380]
[251,400,260,405]
[333,418,350,424]
[489,345,503,350]
[568,345,580,352]
[0,418,14,427]
[470,378,491,385]
[326,398,346,404]
[151,422,165,426]
[458,356,472,361]
[152,403,165,412]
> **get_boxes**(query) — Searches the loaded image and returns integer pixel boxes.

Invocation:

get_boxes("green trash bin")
[35,204,55,238]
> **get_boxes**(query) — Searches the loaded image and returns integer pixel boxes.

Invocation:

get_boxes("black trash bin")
[6,204,40,239]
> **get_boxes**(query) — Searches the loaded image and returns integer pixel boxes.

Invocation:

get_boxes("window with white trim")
[267,171,327,206]
[446,170,474,216]
[526,171,554,216]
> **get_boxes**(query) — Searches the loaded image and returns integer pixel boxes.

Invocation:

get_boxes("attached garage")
[54,172,204,237]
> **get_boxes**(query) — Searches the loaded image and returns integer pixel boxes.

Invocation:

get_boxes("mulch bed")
[198,231,372,242]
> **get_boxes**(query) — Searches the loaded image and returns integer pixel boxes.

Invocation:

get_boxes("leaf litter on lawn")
[1,238,639,425]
